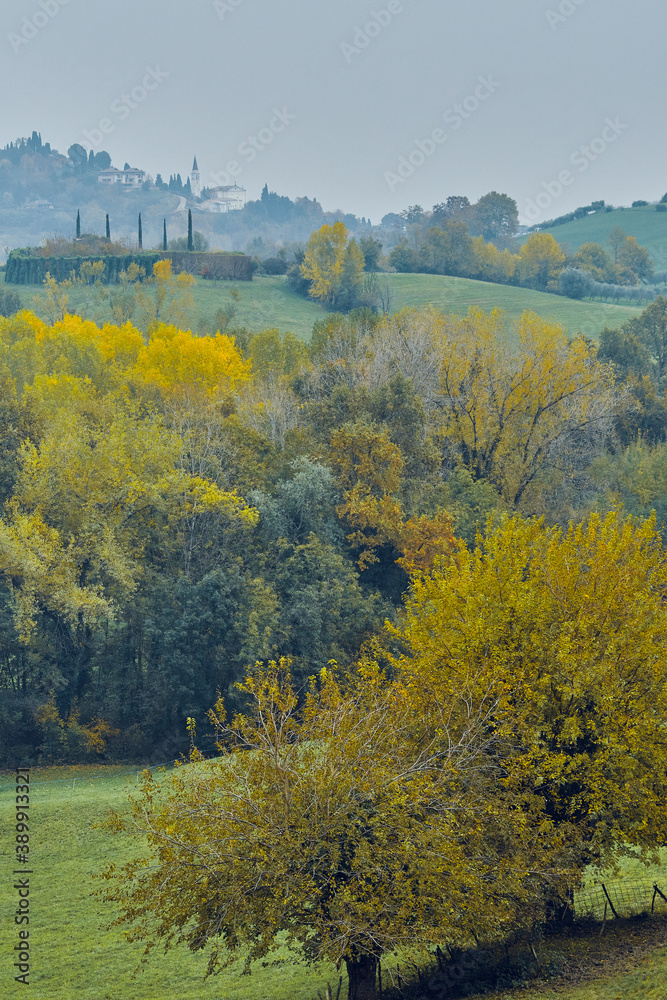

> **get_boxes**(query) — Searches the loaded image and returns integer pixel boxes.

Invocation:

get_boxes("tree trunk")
[545,885,575,928]
[345,954,378,1000]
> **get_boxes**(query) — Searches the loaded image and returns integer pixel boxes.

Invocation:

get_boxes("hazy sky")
[1,0,665,224]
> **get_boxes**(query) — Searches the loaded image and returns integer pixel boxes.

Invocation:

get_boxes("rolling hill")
[4,272,644,344]
[518,204,667,269]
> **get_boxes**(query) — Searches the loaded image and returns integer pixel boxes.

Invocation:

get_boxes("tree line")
[2,292,667,765]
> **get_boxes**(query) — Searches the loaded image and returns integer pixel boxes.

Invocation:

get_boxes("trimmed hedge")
[5,250,254,284]
[5,251,161,285]
[159,251,254,281]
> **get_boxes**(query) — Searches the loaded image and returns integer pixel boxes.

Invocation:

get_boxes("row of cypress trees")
[75,209,175,250]
[74,209,193,251]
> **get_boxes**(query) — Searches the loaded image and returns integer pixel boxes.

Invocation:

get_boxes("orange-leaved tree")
[331,420,456,574]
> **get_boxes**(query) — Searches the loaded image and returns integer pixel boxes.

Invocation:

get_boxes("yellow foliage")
[100,658,569,983]
[0,503,109,639]
[0,309,251,402]
[134,323,251,396]
[152,259,173,282]
[436,308,617,508]
[519,232,566,289]
[301,222,364,305]
[331,422,455,572]
[389,509,667,871]
[0,311,258,633]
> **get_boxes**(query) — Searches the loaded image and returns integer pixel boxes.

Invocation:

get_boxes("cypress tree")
[187,209,193,251]
[76,210,81,238]
[105,214,110,240]
[163,218,167,252]
[138,213,143,250]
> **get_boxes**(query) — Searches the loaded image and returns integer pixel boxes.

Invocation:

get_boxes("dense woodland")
[1,242,667,998]
[1,270,667,767]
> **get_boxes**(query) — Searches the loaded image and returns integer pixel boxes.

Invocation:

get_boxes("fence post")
[599,900,608,936]
[653,883,667,911]
[601,883,619,919]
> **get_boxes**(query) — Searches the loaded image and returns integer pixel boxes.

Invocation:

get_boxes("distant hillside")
[0,132,370,258]
[519,206,667,269]
[384,273,643,340]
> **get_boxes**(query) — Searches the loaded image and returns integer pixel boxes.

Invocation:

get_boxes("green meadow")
[2,766,667,1000]
[379,272,642,339]
[0,766,339,1000]
[3,271,643,344]
[518,204,667,269]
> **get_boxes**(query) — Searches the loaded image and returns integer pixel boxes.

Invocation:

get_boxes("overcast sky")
[1,0,665,224]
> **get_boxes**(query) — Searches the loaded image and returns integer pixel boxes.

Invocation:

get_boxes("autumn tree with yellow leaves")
[301,222,365,310]
[99,659,572,1000]
[435,309,620,510]
[388,510,667,911]
[518,232,566,290]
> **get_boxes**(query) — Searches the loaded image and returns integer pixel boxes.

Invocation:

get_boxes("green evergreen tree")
[138,213,143,250]
[163,219,167,252]
[76,210,81,239]
[187,209,193,252]
[105,214,110,241]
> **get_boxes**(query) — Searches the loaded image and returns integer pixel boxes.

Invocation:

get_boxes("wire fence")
[575,878,667,920]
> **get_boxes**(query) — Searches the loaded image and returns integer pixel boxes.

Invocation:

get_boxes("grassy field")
[383,272,641,339]
[0,765,339,1000]
[2,274,328,343]
[518,204,667,269]
[3,271,642,344]
[2,765,667,1000]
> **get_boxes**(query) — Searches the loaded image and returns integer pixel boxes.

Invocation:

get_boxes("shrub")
[262,256,288,275]
[0,288,21,316]
[558,267,592,299]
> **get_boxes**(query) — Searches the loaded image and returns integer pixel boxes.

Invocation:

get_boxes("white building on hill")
[98,167,146,186]
[199,184,246,212]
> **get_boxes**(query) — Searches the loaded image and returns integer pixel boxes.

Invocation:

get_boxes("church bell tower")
[190,155,201,199]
